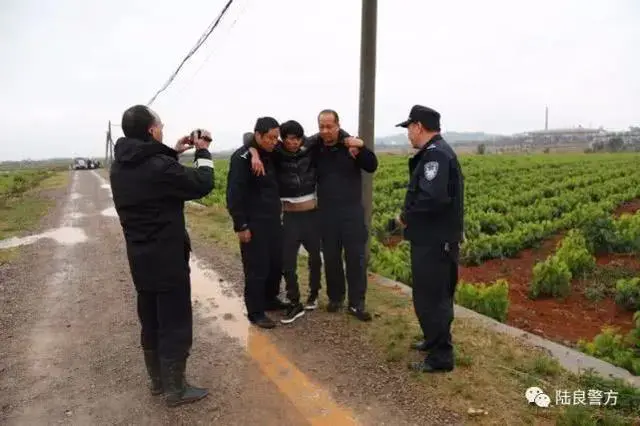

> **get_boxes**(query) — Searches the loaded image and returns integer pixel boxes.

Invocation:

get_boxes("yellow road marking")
[248,329,360,426]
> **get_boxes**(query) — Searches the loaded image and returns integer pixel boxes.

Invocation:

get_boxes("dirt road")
[0,170,459,425]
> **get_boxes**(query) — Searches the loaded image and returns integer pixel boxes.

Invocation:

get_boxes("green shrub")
[579,215,618,254]
[455,279,509,322]
[530,256,572,299]
[578,324,640,376]
[555,229,596,276]
[614,278,640,311]
[612,213,640,253]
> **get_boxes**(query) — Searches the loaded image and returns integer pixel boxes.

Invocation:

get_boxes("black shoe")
[280,303,305,324]
[304,294,318,311]
[348,306,372,322]
[251,315,277,329]
[411,340,429,352]
[408,360,453,373]
[143,350,163,395]
[160,358,209,407]
[265,299,290,311]
[327,301,342,312]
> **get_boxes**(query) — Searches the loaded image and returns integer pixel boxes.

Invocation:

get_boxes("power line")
[146,0,235,106]
[172,0,251,98]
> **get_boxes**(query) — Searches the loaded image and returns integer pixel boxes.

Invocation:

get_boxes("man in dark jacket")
[110,105,214,406]
[226,117,284,329]
[394,105,464,373]
[307,109,378,321]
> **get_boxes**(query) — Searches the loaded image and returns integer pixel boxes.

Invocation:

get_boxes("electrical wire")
[146,0,235,106]
[171,0,251,97]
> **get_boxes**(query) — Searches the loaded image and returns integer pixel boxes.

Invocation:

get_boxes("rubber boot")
[143,350,163,395]
[160,357,208,407]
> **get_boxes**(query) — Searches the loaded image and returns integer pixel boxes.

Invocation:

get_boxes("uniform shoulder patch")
[424,161,439,181]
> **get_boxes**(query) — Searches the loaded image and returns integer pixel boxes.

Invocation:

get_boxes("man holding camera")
[110,105,214,406]
[393,105,464,373]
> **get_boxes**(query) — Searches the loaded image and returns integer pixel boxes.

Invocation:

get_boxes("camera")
[189,129,212,144]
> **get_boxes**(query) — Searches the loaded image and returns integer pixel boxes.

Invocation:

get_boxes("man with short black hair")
[394,104,464,373]
[110,105,214,406]
[226,117,285,329]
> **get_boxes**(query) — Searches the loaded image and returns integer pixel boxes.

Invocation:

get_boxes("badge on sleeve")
[424,161,439,181]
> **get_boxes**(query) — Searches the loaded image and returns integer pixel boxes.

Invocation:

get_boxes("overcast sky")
[1,0,638,161]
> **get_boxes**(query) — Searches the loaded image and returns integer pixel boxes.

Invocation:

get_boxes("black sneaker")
[265,299,291,311]
[280,303,305,324]
[304,294,318,310]
[251,315,276,329]
[327,301,342,312]
[348,306,372,322]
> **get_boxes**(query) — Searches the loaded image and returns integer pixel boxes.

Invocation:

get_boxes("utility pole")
[358,0,377,258]
[105,120,115,167]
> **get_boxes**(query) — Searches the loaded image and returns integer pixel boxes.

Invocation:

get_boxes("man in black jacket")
[394,105,464,373]
[308,109,378,321]
[226,117,284,329]
[110,105,214,406]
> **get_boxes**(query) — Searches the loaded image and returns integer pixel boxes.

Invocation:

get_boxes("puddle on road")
[189,256,359,425]
[190,256,249,347]
[101,207,118,218]
[0,227,88,250]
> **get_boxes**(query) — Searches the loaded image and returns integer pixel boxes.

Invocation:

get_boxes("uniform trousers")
[410,242,460,366]
[240,218,283,320]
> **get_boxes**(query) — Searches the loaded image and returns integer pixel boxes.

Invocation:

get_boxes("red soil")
[458,200,640,346]
[459,244,638,345]
[614,199,640,217]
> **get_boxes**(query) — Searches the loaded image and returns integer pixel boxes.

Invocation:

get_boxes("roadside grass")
[185,204,640,425]
[0,170,69,264]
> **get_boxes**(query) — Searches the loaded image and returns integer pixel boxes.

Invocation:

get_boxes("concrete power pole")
[358,0,377,258]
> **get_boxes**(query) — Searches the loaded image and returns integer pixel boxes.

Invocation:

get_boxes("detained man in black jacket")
[226,117,285,329]
[110,105,214,407]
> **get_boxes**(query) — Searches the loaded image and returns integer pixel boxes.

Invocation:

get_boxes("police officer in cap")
[394,105,464,373]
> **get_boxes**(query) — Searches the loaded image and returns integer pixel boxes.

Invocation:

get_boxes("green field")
[199,152,640,277]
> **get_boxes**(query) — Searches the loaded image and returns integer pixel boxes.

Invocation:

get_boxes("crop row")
[198,153,640,274]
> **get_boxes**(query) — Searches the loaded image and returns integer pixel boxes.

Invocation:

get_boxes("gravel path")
[0,170,460,425]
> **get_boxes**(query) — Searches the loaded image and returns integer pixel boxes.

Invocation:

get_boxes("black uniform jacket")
[307,131,378,213]
[226,142,282,232]
[401,135,464,246]
[110,137,214,291]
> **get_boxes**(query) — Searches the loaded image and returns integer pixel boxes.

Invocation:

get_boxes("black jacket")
[226,143,281,232]
[308,132,378,213]
[242,135,320,199]
[401,135,464,246]
[110,137,214,291]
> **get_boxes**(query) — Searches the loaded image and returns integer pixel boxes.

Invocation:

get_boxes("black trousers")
[410,242,459,366]
[282,210,322,304]
[136,281,193,361]
[320,209,368,310]
[240,219,283,320]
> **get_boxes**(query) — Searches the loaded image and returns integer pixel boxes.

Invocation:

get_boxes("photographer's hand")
[175,136,193,153]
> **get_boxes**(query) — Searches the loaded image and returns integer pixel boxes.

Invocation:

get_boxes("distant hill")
[376,131,503,147]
